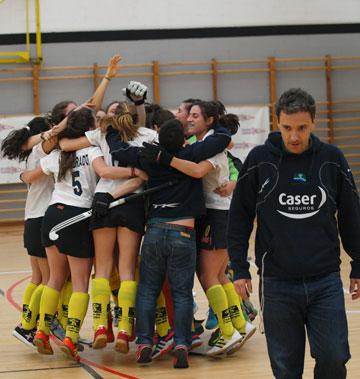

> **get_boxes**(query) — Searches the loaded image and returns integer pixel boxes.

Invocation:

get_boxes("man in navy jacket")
[227,88,360,379]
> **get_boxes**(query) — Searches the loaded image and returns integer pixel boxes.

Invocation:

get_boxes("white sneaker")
[206,329,243,356]
[227,322,256,355]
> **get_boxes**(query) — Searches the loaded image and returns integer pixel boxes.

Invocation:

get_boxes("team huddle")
[2,55,256,369]
[3,54,359,377]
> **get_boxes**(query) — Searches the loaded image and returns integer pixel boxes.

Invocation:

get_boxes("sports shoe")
[60,336,80,361]
[136,344,153,365]
[12,325,36,348]
[190,332,202,350]
[92,325,108,349]
[194,318,205,336]
[50,317,66,341]
[115,330,129,353]
[208,327,221,347]
[206,329,243,356]
[226,322,257,355]
[241,300,258,322]
[173,345,189,369]
[34,330,53,355]
[205,307,218,330]
[152,329,174,359]
[107,313,114,343]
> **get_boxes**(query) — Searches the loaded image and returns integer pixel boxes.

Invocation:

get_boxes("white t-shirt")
[201,130,231,210]
[40,147,103,208]
[24,143,54,220]
[85,127,157,194]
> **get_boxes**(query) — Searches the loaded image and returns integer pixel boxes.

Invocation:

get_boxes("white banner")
[226,106,270,163]
[0,115,35,184]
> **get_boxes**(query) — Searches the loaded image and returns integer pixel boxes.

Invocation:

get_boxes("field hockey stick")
[49,180,177,241]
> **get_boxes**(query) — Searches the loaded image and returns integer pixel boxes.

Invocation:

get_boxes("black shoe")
[173,345,189,369]
[12,325,36,348]
[136,344,153,365]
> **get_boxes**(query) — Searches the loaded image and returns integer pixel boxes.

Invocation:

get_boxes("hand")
[92,192,114,218]
[233,279,252,300]
[140,142,173,166]
[122,80,147,105]
[350,278,360,300]
[105,55,122,79]
[214,181,236,197]
[134,168,148,181]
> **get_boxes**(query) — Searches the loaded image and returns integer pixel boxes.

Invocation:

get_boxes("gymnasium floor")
[0,224,359,378]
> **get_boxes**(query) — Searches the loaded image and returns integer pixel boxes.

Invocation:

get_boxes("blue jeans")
[263,272,350,379]
[136,223,196,348]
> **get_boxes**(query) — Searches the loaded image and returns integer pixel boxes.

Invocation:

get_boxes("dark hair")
[145,103,162,129]
[182,98,202,113]
[152,108,175,129]
[210,100,226,116]
[105,100,121,114]
[1,117,51,161]
[219,114,240,135]
[159,119,184,152]
[58,107,95,181]
[50,100,76,125]
[276,88,316,122]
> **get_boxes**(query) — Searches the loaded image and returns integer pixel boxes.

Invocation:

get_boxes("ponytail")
[219,113,240,135]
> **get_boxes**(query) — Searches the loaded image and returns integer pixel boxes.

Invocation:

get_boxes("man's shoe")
[226,322,257,355]
[50,317,66,341]
[173,345,189,369]
[152,329,174,359]
[34,330,53,355]
[92,325,108,349]
[136,344,153,365]
[205,307,218,330]
[60,336,80,361]
[206,329,243,356]
[12,325,36,348]
[115,330,129,353]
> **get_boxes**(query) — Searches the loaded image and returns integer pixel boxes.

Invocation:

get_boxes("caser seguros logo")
[277,186,326,219]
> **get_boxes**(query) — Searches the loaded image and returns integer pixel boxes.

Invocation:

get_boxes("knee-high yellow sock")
[155,291,171,337]
[223,282,246,331]
[58,281,72,329]
[206,284,234,338]
[118,280,137,336]
[22,284,44,330]
[38,286,60,335]
[91,277,111,330]
[21,282,37,325]
[66,292,89,343]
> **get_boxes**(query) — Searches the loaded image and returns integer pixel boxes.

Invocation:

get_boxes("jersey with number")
[201,130,231,210]
[85,127,157,193]
[40,147,103,208]
[24,143,54,220]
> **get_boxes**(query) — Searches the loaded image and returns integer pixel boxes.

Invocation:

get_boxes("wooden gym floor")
[0,224,359,378]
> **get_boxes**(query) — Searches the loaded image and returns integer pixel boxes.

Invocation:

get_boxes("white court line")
[0,270,31,276]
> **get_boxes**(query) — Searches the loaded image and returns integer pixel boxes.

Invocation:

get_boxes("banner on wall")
[0,115,35,184]
[225,106,270,163]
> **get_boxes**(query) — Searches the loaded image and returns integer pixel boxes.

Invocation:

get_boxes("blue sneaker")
[205,307,218,330]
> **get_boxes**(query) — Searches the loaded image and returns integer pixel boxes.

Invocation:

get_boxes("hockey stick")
[49,180,176,241]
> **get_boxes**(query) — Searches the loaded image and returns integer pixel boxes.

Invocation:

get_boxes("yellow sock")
[91,277,111,330]
[22,284,44,330]
[155,291,171,337]
[206,284,234,338]
[118,280,137,336]
[38,286,60,335]
[21,282,37,325]
[223,282,246,331]
[66,292,89,343]
[58,281,72,330]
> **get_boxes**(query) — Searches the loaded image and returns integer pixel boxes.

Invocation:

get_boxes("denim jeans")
[135,223,196,348]
[263,272,350,379]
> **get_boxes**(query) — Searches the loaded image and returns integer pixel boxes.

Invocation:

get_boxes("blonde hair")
[100,102,139,142]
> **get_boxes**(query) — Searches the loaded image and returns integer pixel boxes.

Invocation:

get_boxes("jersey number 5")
[72,170,83,196]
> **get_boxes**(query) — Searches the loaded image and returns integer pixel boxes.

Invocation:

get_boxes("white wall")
[0,0,360,34]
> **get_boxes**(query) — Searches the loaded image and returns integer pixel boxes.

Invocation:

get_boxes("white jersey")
[24,143,54,220]
[40,147,103,208]
[85,127,157,194]
[201,130,231,210]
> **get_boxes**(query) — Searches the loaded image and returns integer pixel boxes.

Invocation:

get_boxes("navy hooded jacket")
[227,131,360,280]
